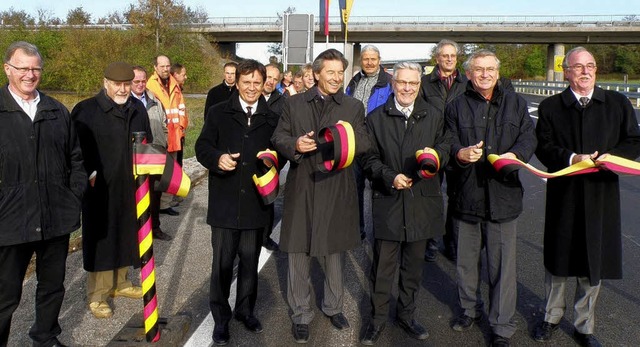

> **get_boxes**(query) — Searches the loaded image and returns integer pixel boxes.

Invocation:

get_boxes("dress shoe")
[491,334,510,347]
[263,238,279,251]
[451,314,481,332]
[424,238,438,262]
[112,286,143,299]
[89,301,113,318]
[213,323,230,345]
[51,338,68,347]
[397,319,429,340]
[153,228,173,241]
[360,322,385,345]
[292,323,309,344]
[532,321,558,342]
[159,207,180,216]
[235,315,263,333]
[327,312,350,330]
[573,331,602,347]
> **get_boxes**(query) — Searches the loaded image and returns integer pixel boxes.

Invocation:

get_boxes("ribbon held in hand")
[317,120,356,173]
[488,153,640,178]
[416,148,441,179]
[252,149,280,205]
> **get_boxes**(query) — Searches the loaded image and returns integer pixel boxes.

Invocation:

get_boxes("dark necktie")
[579,97,590,108]
[246,106,252,126]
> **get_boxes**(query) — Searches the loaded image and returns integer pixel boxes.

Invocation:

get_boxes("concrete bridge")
[192,14,640,81]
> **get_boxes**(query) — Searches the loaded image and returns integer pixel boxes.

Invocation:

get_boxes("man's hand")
[393,174,413,190]
[457,141,484,164]
[572,151,599,165]
[218,153,240,171]
[296,131,316,153]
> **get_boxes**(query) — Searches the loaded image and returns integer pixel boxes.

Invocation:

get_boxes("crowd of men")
[1,38,637,347]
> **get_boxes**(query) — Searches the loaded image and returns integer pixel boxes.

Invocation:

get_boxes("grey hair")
[435,39,460,56]
[392,61,423,79]
[312,48,348,74]
[562,46,592,69]
[463,49,500,71]
[4,41,42,65]
[361,45,381,58]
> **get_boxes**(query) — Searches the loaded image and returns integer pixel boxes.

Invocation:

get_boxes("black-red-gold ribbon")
[416,148,440,179]
[317,120,356,173]
[488,153,640,178]
[252,149,279,205]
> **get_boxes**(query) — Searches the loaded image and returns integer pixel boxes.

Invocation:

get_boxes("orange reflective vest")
[147,73,188,152]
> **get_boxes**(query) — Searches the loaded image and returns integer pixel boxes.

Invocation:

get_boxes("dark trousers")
[353,158,366,232]
[0,234,69,347]
[370,238,426,326]
[149,176,161,229]
[209,227,263,326]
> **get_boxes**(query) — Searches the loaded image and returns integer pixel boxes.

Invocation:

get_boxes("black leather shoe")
[532,321,559,342]
[397,319,429,340]
[51,338,68,347]
[424,239,438,262]
[292,323,309,344]
[443,243,457,262]
[213,323,230,345]
[327,312,350,330]
[263,238,279,251]
[361,322,385,345]
[451,314,481,332]
[159,207,180,216]
[492,334,510,347]
[573,331,602,347]
[153,229,173,241]
[235,315,263,333]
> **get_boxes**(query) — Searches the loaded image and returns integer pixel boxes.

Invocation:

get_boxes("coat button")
[36,227,42,232]
[240,189,245,194]
[242,162,247,166]
[487,145,492,150]
[244,135,249,138]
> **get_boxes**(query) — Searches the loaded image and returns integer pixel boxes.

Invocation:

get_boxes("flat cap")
[104,61,134,82]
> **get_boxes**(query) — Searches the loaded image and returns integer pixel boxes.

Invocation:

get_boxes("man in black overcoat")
[533,47,640,347]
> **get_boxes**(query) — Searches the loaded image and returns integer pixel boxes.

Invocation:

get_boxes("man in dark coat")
[533,47,640,347]
[420,39,468,263]
[360,62,451,345]
[0,41,85,347]
[271,49,371,344]
[345,44,393,241]
[204,61,237,119]
[195,59,279,346]
[72,62,152,319]
[446,50,537,347]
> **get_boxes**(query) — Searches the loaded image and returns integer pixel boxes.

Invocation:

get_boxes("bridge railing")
[514,80,640,107]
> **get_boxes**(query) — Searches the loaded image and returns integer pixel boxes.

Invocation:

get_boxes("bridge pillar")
[352,43,361,73]
[546,43,565,82]
[344,43,355,85]
[216,42,237,59]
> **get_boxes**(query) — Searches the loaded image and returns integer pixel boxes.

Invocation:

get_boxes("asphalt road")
[8,93,640,346]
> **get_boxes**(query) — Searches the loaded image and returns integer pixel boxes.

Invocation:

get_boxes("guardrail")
[513,80,640,107]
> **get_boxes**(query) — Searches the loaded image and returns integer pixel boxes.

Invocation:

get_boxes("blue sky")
[3,1,640,63]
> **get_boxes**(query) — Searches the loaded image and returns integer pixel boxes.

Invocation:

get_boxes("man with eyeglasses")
[72,61,152,319]
[533,47,640,347]
[130,66,173,241]
[420,39,469,263]
[0,41,85,347]
[345,44,393,241]
[445,50,536,347]
[360,61,451,345]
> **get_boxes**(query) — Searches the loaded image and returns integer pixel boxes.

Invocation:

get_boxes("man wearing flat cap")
[72,61,153,318]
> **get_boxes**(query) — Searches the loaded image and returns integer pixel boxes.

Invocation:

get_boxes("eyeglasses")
[471,67,498,74]
[394,80,420,88]
[6,63,42,75]
[132,80,147,84]
[567,63,597,72]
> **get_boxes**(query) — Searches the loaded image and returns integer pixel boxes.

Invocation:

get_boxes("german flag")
[133,143,191,197]
[415,148,440,179]
[252,149,279,205]
[317,120,356,173]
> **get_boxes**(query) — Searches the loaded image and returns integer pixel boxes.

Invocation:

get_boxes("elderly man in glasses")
[445,50,537,347]
[533,47,640,347]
